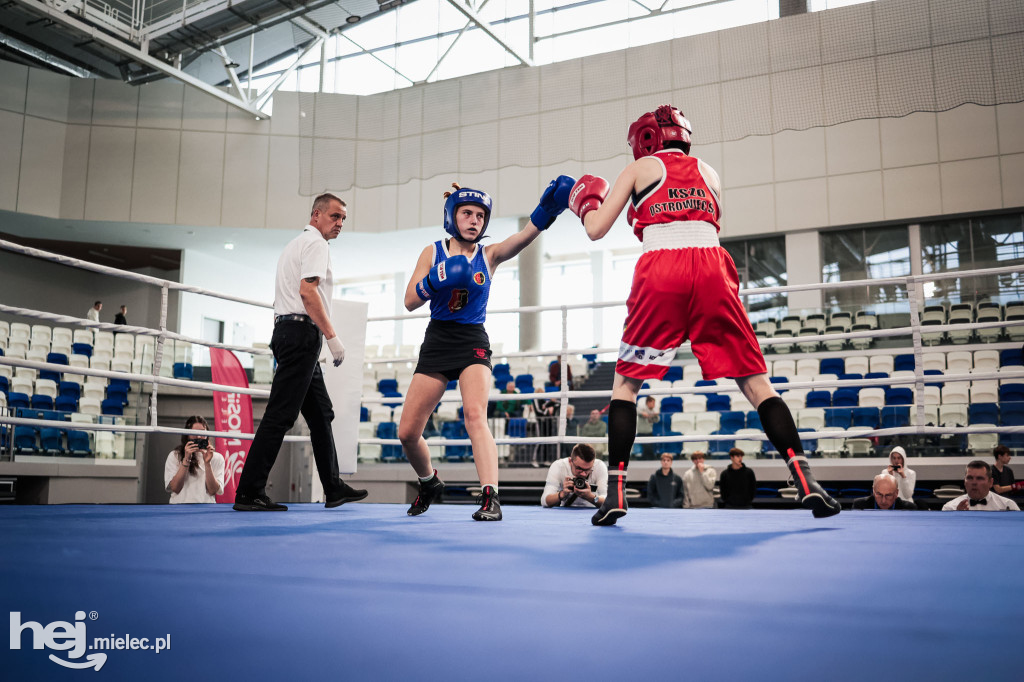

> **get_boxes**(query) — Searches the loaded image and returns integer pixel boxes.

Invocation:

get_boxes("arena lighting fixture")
[346,15,361,23]
[224,243,235,250]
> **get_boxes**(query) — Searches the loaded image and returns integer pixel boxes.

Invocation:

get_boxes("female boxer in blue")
[400,178,574,521]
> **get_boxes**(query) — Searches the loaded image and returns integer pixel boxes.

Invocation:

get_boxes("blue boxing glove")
[530,175,577,230]
[415,255,473,301]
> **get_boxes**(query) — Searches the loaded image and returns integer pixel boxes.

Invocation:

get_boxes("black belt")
[275,314,315,325]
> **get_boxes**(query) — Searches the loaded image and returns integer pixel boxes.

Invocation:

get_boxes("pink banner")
[210,348,255,504]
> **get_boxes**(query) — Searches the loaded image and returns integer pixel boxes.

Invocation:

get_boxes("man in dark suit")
[853,473,916,510]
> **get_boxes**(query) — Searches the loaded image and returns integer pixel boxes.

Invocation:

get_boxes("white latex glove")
[326,335,346,367]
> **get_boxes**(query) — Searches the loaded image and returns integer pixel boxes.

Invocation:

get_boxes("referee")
[233,193,368,511]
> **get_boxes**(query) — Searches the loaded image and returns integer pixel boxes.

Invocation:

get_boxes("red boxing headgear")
[626,105,692,160]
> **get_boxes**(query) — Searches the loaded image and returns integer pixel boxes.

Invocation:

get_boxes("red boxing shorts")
[616,243,767,382]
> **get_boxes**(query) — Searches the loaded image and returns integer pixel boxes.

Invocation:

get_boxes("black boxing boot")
[787,450,841,518]
[592,463,628,526]
[472,485,502,521]
[407,470,445,516]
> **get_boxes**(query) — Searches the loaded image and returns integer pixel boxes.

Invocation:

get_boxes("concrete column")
[591,249,612,348]
[519,217,542,351]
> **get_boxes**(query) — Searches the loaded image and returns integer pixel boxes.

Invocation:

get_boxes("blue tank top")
[428,239,491,324]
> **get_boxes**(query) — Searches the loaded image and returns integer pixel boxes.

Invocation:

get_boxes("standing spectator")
[647,452,683,508]
[164,416,225,504]
[86,301,102,322]
[636,396,660,459]
[991,444,1017,496]
[881,445,915,502]
[493,381,522,419]
[683,451,717,509]
[114,305,128,325]
[548,359,574,390]
[579,409,608,456]
[942,461,1020,511]
[852,474,916,510]
[541,444,608,508]
[561,404,580,457]
[718,447,756,509]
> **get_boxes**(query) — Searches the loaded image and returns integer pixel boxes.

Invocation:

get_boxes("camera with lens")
[892,464,901,471]
[572,475,588,490]
[190,437,209,450]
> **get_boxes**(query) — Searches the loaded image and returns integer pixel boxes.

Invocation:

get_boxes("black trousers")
[236,320,341,497]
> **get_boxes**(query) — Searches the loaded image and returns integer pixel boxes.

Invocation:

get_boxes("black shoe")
[787,451,841,518]
[407,471,445,516]
[472,485,502,521]
[325,480,369,508]
[233,492,288,511]
[592,470,628,526]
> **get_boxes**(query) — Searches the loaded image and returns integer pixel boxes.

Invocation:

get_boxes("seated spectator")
[164,415,225,504]
[942,461,1021,511]
[881,445,915,502]
[683,451,717,509]
[560,404,580,457]
[493,381,522,419]
[719,447,756,509]
[647,452,683,508]
[541,444,608,508]
[991,444,1017,496]
[636,396,660,459]
[579,409,608,456]
[853,473,916,510]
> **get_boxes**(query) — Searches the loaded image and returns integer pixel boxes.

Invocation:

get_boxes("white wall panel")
[719,22,769,80]
[349,184,398,234]
[721,76,770,139]
[876,49,935,117]
[422,80,460,133]
[182,86,227,132]
[990,0,1024,35]
[311,138,355,191]
[176,130,224,225]
[459,122,498,173]
[130,128,180,224]
[1001,154,1024,208]
[820,2,874,64]
[356,139,383,188]
[459,71,500,127]
[18,116,66,217]
[420,129,458,179]
[540,59,582,113]
[827,171,883,225]
[497,165,541,220]
[823,58,878,126]
[673,84,721,144]
[498,115,539,168]
[581,99,628,161]
[937,104,998,162]
[670,32,720,89]
[59,124,89,219]
[939,158,1002,214]
[825,119,880,175]
[396,179,423,231]
[997,102,1024,155]
[398,134,422,183]
[0,62,27,114]
[418,174,447,227]
[25,69,69,123]
[993,34,1024,102]
[873,0,930,55]
[771,67,824,133]
[222,133,270,228]
[539,109,581,166]
[776,178,827,231]
[933,40,994,111]
[498,66,539,120]
[582,51,626,106]
[84,126,135,221]
[930,0,989,45]
[720,185,774,237]
[226,104,266,134]
[880,112,938,168]
[92,79,139,128]
[0,110,24,211]
[66,79,94,125]
[768,11,820,71]
[399,87,424,137]
[357,94,385,141]
[270,91,300,137]
[723,136,773,188]
[626,42,671,98]
[379,138,400,187]
[138,80,184,130]
[773,128,826,182]
[265,135,309,230]
[692,143,722,182]
[883,165,942,220]
[313,93,356,138]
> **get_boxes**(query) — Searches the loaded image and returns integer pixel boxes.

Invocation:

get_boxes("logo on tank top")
[448,289,468,313]
[649,186,716,218]
[473,272,485,286]
[474,348,487,359]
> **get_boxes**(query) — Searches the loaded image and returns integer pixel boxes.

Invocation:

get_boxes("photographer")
[164,415,225,504]
[542,444,608,508]
[880,446,915,503]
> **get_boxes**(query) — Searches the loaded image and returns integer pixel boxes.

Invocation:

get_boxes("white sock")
[418,471,435,483]
[482,484,498,493]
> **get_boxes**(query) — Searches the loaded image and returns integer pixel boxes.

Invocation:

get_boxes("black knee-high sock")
[757,396,802,461]
[607,399,637,471]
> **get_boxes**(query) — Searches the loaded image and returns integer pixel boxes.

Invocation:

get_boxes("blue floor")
[3,503,1020,681]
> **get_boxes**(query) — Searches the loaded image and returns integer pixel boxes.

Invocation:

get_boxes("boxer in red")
[568,105,840,525]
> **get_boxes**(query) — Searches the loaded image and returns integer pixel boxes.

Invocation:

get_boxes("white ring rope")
[0,415,308,442]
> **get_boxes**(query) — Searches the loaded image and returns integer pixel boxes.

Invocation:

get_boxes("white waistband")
[642,222,720,252]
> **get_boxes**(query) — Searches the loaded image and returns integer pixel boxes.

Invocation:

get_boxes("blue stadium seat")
[377,378,398,393]
[376,422,403,461]
[825,407,852,429]
[923,369,944,386]
[819,357,844,376]
[865,372,890,391]
[851,407,879,428]
[507,418,528,438]
[832,388,860,407]
[798,428,817,455]
[1002,403,1024,426]
[46,352,69,366]
[441,420,469,461]
[14,426,38,452]
[660,431,682,455]
[55,395,78,413]
[7,392,30,410]
[360,406,369,422]
[663,366,683,383]
[706,394,730,412]
[71,342,93,358]
[106,384,129,405]
[173,363,193,380]
[652,419,670,437]
[1000,348,1023,367]
[40,427,63,454]
[746,411,762,430]
[66,430,91,455]
[881,406,910,429]
[0,375,8,395]
[446,379,458,391]
[58,381,81,399]
[514,374,534,394]
[493,362,511,378]
[710,432,735,455]
[660,397,683,414]
[382,390,403,408]
[968,403,999,425]
[1000,384,1024,403]
[695,379,716,387]
[894,354,915,372]
[884,387,913,405]
[769,376,788,393]
[719,411,745,434]
[30,394,54,410]
[806,390,831,408]
[756,487,780,498]
[100,398,124,416]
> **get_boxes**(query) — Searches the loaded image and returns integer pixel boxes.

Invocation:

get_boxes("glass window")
[723,236,787,322]
[821,226,910,314]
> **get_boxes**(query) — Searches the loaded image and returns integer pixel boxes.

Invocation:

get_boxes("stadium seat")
[999,384,1024,403]
[968,403,999,425]
[825,407,852,429]
[40,427,63,454]
[832,388,860,407]
[893,354,915,372]
[100,398,124,416]
[662,366,683,383]
[66,429,91,456]
[172,363,194,380]
[881,406,910,429]
[851,407,879,428]
[819,357,844,376]
[706,394,730,412]
[718,411,745,434]
[745,411,762,431]
[884,387,913,405]
[377,422,403,461]
[679,396,703,413]
[806,390,831,408]
[1000,349,1023,367]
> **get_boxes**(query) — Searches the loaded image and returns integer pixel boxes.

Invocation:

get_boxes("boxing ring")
[2,238,1024,680]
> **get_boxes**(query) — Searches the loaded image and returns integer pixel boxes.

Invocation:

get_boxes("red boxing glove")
[568,175,609,224]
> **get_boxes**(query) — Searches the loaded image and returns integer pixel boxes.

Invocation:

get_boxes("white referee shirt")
[273,225,333,318]
[941,492,1020,511]
[542,457,609,507]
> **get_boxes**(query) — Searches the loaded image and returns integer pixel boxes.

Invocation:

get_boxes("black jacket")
[852,495,917,510]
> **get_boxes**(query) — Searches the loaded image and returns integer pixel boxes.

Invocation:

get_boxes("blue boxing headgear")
[443,188,492,243]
